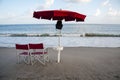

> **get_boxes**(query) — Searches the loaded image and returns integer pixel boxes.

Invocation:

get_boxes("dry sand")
[0,47,120,80]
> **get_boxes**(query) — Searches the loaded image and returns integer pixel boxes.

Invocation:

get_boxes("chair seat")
[20,52,29,55]
[31,52,47,55]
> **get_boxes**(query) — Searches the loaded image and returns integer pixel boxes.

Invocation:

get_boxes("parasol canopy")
[33,10,86,22]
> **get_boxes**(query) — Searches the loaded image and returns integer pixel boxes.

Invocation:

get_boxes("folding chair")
[29,43,49,65]
[15,44,30,64]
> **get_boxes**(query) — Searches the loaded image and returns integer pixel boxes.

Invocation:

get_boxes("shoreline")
[0,37,120,48]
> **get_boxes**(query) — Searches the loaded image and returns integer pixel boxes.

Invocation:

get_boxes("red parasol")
[33,10,86,63]
[33,10,86,22]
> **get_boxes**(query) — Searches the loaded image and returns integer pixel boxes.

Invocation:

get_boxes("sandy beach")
[0,47,120,80]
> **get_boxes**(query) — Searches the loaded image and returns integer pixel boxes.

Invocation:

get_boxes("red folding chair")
[16,44,30,64]
[29,43,49,65]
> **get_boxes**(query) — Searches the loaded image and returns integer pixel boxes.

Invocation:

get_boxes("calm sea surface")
[0,24,120,34]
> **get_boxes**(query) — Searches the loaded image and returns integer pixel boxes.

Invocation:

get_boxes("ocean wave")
[84,33,120,37]
[0,33,120,37]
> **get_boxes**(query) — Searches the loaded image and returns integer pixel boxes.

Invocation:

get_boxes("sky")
[0,0,120,24]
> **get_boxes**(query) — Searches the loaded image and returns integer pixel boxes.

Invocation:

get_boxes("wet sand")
[0,47,120,80]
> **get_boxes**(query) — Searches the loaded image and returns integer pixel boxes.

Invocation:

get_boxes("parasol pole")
[58,47,61,63]
[57,30,61,63]
[58,30,61,47]
[56,20,63,63]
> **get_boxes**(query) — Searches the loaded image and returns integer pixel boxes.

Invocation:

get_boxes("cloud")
[0,8,35,24]
[64,0,91,3]
[102,0,110,6]
[108,7,120,16]
[36,0,54,10]
[46,0,54,7]
[95,9,101,16]
[101,0,120,17]
[0,13,17,19]
[0,0,56,24]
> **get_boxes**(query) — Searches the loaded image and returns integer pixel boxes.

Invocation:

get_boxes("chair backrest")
[16,44,29,50]
[29,43,44,49]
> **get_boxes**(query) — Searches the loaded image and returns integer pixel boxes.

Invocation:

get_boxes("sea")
[0,24,120,47]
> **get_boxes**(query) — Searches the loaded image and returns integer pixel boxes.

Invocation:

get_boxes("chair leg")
[39,55,45,65]
[23,56,30,64]
[30,55,38,65]
[16,51,20,64]
[29,54,49,65]
[47,55,49,62]
[17,55,20,64]
[44,55,49,62]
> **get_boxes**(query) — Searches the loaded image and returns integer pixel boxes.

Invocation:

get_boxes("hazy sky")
[0,0,120,24]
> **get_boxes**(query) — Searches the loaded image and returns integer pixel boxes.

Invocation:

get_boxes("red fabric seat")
[20,52,29,55]
[31,52,47,55]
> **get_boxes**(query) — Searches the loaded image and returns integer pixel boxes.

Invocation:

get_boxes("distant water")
[0,24,120,47]
[0,24,120,34]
